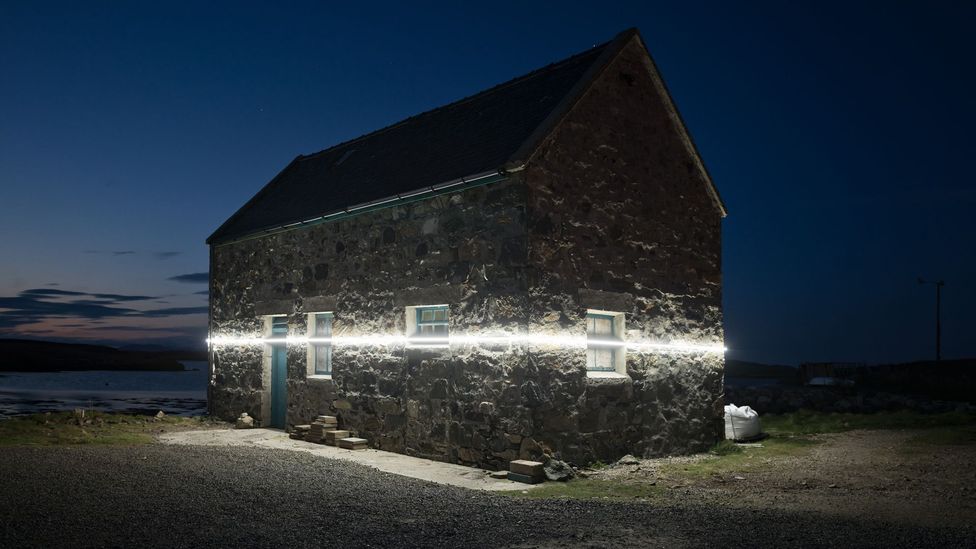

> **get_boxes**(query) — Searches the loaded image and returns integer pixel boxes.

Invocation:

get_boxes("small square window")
[410,305,449,338]
[269,316,288,339]
[309,312,333,376]
[416,306,449,337]
[586,311,624,373]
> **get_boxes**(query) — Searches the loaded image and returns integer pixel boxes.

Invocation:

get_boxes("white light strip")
[206,333,725,354]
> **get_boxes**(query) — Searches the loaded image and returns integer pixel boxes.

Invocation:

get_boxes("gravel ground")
[588,429,976,530]
[0,445,972,548]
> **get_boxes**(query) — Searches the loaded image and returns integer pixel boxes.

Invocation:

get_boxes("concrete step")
[339,437,368,450]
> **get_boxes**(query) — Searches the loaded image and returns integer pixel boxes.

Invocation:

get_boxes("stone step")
[338,437,368,450]
[507,471,544,484]
[509,460,544,477]
[324,430,351,445]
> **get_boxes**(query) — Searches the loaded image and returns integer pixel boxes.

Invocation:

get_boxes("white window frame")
[405,304,449,344]
[306,312,333,378]
[585,310,626,376]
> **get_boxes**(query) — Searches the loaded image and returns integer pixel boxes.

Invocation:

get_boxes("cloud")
[168,272,208,284]
[21,288,87,297]
[92,293,158,302]
[88,325,206,334]
[140,306,209,317]
[194,290,209,295]
[0,294,137,323]
[84,250,137,256]
[21,288,157,302]
[154,251,182,259]
[0,288,208,331]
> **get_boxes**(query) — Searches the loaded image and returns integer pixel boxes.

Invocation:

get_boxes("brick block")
[507,471,544,484]
[509,459,544,477]
[324,430,351,445]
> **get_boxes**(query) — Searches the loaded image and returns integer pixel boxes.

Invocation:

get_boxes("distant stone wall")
[726,385,976,415]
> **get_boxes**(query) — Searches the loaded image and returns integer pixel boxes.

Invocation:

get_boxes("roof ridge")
[297,40,612,162]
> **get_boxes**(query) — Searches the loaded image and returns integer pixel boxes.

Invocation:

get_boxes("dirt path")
[593,429,976,529]
[723,430,976,528]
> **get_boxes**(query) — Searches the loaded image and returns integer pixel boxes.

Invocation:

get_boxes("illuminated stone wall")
[209,34,724,467]
[519,36,726,459]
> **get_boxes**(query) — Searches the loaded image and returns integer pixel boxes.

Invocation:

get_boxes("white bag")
[724,403,761,441]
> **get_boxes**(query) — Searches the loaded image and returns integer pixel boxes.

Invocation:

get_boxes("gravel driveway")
[0,445,972,548]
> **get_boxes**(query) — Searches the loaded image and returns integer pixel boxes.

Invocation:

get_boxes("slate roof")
[207,33,628,244]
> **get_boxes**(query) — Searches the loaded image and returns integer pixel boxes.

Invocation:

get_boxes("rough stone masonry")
[208,29,726,469]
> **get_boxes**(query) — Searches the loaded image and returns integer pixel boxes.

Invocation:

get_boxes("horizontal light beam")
[206,334,725,354]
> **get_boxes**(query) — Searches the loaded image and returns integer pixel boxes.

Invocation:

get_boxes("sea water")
[0,361,208,419]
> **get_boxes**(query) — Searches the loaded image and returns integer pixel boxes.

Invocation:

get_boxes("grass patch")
[507,410,976,501]
[663,436,819,480]
[763,409,976,436]
[0,411,223,446]
[905,423,976,447]
[672,410,976,479]
[709,440,743,456]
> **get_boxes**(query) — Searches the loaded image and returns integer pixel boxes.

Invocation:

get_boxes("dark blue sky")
[1,1,973,364]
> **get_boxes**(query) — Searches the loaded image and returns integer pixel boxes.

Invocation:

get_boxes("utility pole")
[917,278,945,361]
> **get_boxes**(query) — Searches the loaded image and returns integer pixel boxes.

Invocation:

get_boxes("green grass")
[505,410,976,501]
[0,411,221,446]
[708,440,743,456]
[905,423,976,447]
[662,436,819,479]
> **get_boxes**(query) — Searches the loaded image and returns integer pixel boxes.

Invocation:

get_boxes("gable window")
[586,311,625,374]
[308,312,333,376]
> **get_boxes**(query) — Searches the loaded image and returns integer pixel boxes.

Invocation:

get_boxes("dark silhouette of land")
[725,359,797,380]
[0,339,206,372]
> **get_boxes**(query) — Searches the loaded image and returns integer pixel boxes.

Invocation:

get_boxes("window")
[586,311,624,373]
[405,305,449,342]
[309,312,333,376]
[269,316,288,339]
[415,305,448,337]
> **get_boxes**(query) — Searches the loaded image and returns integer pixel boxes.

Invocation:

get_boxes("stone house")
[206,28,727,468]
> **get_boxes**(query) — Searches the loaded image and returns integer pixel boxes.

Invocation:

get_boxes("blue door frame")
[270,344,287,429]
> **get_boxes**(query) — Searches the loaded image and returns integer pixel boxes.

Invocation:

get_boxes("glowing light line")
[206,333,725,354]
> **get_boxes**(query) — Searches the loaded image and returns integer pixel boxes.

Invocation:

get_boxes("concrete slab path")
[159,428,540,492]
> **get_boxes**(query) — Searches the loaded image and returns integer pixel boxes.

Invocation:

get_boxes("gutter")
[211,167,522,247]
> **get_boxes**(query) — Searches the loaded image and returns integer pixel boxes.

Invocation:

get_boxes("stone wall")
[209,35,725,467]
[211,179,545,468]
[726,385,976,415]
[518,36,726,458]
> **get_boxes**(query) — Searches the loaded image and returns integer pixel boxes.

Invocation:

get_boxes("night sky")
[1,1,973,365]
